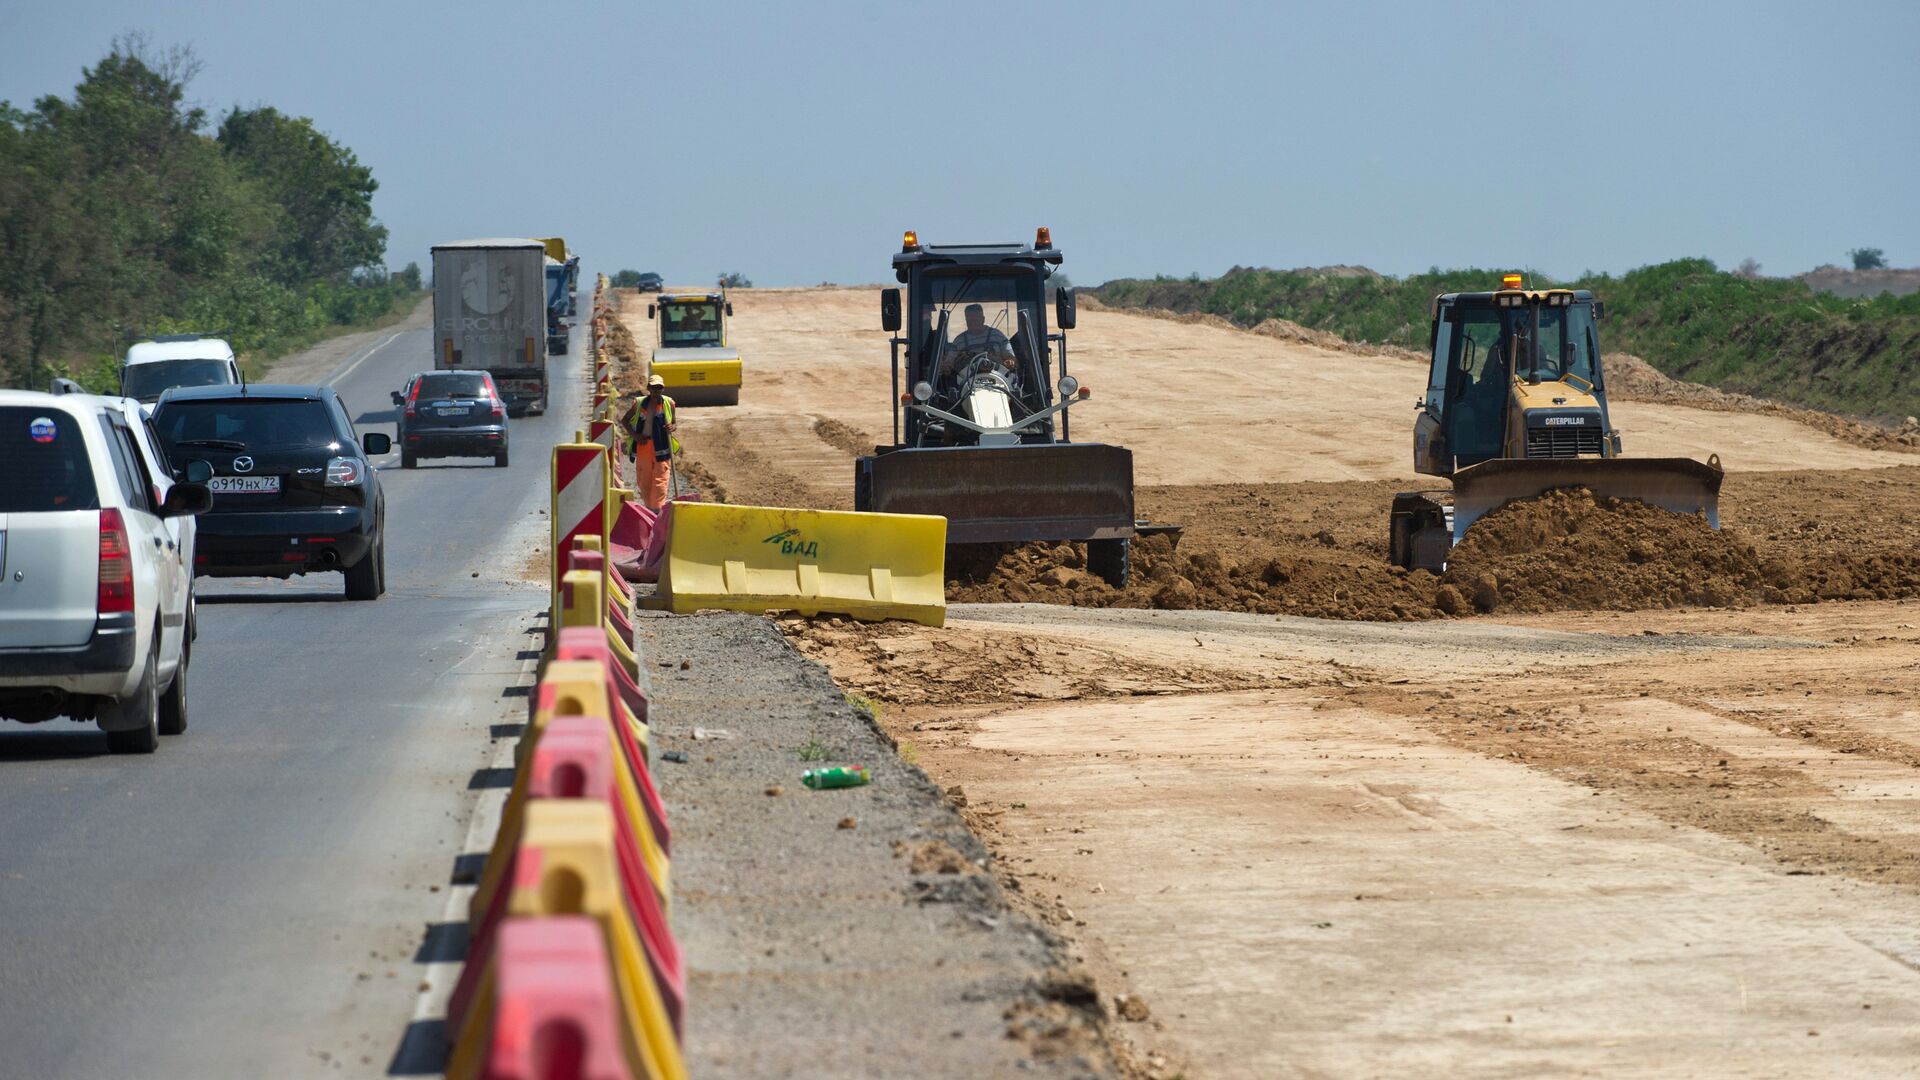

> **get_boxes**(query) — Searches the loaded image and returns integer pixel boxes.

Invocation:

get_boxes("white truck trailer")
[430,239,550,415]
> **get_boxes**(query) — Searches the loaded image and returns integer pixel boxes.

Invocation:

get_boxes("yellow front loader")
[1390,275,1723,571]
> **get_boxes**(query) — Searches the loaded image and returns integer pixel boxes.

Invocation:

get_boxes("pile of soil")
[1439,489,1770,613]
[946,533,1440,622]
[946,478,1920,620]
[1443,486,1920,613]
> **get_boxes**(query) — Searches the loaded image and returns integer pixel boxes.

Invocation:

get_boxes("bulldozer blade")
[864,444,1134,544]
[1450,457,1725,544]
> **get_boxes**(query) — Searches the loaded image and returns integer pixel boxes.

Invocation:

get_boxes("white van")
[122,334,241,404]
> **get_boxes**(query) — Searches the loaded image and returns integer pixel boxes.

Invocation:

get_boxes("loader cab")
[883,229,1072,449]
[1416,278,1616,477]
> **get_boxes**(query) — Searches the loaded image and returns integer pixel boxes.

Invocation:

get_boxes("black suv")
[636,272,664,292]
[153,384,391,600]
[391,370,510,468]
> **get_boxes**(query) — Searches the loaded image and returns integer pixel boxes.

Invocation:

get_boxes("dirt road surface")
[613,286,1920,1076]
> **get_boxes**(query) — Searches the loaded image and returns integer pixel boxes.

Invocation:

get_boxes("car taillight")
[326,456,363,485]
[98,508,134,615]
[405,380,421,417]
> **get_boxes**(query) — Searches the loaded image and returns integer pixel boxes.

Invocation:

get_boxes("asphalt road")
[0,301,585,1076]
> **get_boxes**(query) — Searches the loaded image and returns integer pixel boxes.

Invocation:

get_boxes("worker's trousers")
[641,455,672,510]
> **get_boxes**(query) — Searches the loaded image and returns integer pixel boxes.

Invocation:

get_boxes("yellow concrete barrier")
[651,503,947,627]
[512,800,687,1080]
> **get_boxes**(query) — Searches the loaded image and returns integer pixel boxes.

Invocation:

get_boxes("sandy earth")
[615,286,1910,495]
[611,287,1920,1077]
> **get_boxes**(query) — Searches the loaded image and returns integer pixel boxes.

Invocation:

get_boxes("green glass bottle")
[802,765,871,790]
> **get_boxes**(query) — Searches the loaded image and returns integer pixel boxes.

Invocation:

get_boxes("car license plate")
[436,406,466,416]
[208,476,280,494]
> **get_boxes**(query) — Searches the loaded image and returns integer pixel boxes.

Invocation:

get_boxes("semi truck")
[430,239,550,415]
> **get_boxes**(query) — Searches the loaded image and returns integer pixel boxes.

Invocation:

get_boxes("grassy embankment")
[1094,259,1920,424]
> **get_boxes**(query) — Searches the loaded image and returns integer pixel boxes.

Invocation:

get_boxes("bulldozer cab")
[650,292,730,349]
[1418,283,1611,476]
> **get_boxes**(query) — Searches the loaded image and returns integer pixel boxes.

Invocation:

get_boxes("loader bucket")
[651,502,947,626]
[1450,456,1725,544]
[863,444,1134,545]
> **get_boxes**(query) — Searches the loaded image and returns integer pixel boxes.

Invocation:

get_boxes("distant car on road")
[153,384,391,600]
[121,334,241,404]
[0,390,213,753]
[636,272,664,292]
[392,370,510,469]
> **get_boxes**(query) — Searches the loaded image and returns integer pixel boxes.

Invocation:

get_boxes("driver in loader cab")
[941,303,1017,379]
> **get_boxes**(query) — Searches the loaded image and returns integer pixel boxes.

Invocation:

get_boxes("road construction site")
[617,284,1920,1077]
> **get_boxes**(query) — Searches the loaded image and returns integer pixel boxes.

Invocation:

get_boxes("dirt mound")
[944,477,1920,620]
[946,533,1441,622]
[1441,487,1920,613]
[1441,489,1770,613]
[812,417,875,458]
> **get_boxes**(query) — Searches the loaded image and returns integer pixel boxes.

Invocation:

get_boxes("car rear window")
[0,405,99,512]
[122,358,231,401]
[417,373,490,398]
[154,399,341,452]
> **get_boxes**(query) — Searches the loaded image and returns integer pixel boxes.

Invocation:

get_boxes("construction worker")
[621,374,678,509]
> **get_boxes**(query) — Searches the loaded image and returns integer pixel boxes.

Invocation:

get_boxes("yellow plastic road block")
[562,569,640,675]
[471,659,617,927]
[511,801,687,1080]
[652,503,946,627]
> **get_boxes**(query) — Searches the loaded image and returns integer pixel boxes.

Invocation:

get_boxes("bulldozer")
[1390,274,1724,571]
[645,289,741,406]
[854,228,1140,586]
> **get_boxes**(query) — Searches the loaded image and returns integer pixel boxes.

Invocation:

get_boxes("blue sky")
[3,0,1915,286]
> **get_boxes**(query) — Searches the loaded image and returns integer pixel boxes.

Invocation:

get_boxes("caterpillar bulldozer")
[853,228,1139,586]
[645,289,741,406]
[1390,274,1724,571]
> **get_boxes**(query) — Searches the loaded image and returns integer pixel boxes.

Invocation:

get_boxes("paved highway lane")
[0,302,589,1076]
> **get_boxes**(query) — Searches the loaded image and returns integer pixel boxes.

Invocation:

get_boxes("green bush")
[0,39,408,390]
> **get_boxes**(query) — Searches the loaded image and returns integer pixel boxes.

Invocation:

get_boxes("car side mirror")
[362,432,392,456]
[180,459,214,484]
[725,302,734,317]
[161,483,213,518]
[880,288,902,333]
[1592,301,1605,321]
[389,390,404,406]
[1055,286,1077,331]
[646,304,656,319]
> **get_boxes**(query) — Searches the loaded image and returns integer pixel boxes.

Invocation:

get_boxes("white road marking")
[325,331,406,387]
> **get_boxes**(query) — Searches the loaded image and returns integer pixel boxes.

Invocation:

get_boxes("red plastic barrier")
[452,720,685,1040]
[555,628,669,856]
[484,918,634,1080]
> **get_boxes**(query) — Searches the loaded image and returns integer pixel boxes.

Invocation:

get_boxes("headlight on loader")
[912,381,934,402]
[1057,375,1079,398]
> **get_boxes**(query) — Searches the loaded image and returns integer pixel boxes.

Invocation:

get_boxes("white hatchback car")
[0,390,212,752]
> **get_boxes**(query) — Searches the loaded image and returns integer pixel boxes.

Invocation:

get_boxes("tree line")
[0,38,416,390]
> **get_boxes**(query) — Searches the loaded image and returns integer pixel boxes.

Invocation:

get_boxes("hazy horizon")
[4,0,1916,286]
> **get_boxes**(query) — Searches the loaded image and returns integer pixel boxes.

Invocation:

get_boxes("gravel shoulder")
[634,610,1127,1079]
